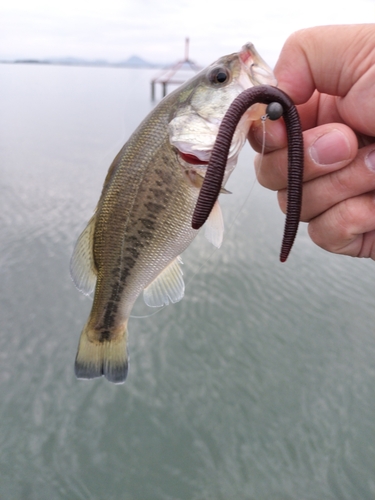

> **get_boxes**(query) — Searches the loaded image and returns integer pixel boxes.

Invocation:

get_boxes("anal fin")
[143,257,184,307]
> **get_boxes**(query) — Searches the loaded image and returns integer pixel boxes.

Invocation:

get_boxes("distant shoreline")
[0,57,166,69]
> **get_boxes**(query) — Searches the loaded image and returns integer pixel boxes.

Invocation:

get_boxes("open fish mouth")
[239,43,277,87]
[173,111,251,177]
[171,104,253,172]
[178,151,209,165]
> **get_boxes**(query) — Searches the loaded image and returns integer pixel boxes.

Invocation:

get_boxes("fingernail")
[365,149,375,172]
[309,129,351,165]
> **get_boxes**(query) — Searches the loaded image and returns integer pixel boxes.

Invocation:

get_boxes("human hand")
[248,25,375,259]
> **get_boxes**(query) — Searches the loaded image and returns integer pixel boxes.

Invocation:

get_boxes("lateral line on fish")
[104,152,157,313]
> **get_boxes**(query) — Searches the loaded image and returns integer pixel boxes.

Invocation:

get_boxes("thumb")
[274,25,375,136]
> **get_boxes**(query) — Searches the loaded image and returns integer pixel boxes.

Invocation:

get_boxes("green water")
[1,64,374,499]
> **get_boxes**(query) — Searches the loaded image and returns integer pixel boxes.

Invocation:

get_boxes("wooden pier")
[151,38,201,100]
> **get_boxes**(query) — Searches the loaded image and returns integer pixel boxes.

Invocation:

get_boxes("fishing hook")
[191,85,304,262]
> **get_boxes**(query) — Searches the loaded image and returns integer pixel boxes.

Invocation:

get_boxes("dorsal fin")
[204,200,224,248]
[143,257,184,307]
[70,215,97,296]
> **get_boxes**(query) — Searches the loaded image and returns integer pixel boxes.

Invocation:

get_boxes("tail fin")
[74,323,128,384]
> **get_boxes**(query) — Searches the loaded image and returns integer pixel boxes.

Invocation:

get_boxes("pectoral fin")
[70,215,97,296]
[204,200,224,248]
[143,257,184,307]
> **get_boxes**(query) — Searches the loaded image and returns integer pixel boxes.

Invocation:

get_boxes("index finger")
[275,25,375,136]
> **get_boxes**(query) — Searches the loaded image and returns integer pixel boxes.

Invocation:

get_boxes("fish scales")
[91,109,197,339]
[71,43,277,383]
[92,113,197,327]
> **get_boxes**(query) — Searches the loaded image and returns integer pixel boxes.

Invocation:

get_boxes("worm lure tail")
[191,85,304,263]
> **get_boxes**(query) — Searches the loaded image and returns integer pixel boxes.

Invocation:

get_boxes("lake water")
[0,63,374,500]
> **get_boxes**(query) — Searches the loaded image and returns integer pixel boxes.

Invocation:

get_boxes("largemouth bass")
[71,43,276,384]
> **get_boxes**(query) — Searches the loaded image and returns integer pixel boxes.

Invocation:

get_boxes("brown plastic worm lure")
[191,85,304,262]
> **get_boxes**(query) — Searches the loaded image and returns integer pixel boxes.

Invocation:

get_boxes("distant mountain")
[117,55,157,68]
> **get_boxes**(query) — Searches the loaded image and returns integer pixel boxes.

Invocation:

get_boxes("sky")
[1,0,374,66]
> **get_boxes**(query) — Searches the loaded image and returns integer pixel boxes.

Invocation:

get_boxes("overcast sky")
[1,0,374,65]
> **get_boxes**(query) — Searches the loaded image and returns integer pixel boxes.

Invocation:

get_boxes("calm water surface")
[0,64,374,499]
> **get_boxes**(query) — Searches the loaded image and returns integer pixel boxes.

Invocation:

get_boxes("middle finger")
[254,123,358,191]
[278,143,375,221]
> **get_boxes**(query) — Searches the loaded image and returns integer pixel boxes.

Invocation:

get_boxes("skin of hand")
[248,24,375,260]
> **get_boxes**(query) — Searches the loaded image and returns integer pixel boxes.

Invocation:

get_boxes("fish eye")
[208,66,230,85]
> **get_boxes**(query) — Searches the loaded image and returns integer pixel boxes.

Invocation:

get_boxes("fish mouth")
[239,43,277,87]
[175,117,248,169]
[178,151,209,165]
